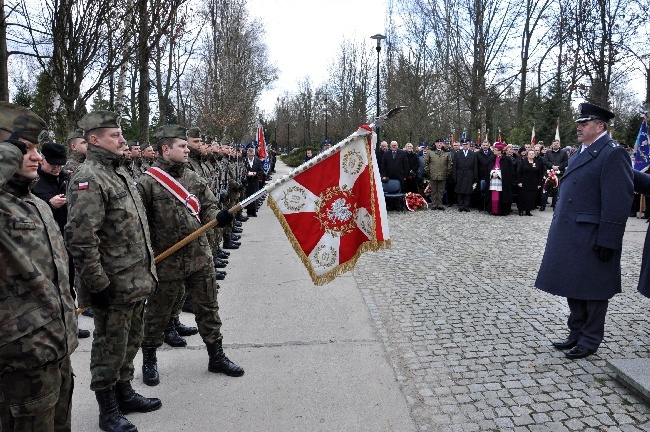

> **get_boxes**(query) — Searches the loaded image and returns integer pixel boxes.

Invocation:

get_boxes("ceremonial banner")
[634,117,649,172]
[257,122,270,173]
[268,126,390,285]
[555,121,561,142]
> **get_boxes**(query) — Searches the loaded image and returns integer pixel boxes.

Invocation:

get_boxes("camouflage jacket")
[63,151,85,175]
[136,157,218,281]
[65,144,157,307]
[187,148,207,179]
[0,142,78,373]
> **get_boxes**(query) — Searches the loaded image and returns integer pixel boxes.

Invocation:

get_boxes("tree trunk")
[137,0,149,144]
[0,0,8,101]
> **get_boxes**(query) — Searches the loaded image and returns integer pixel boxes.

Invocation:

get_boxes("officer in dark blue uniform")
[535,102,633,360]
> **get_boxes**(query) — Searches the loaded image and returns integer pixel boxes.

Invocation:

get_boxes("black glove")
[90,284,116,309]
[216,210,233,227]
[6,139,27,155]
[594,245,615,262]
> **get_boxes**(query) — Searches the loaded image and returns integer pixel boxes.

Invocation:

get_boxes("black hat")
[41,142,67,165]
[519,146,527,153]
[434,137,445,143]
[576,102,615,123]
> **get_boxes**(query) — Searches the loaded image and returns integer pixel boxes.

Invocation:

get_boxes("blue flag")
[634,118,649,172]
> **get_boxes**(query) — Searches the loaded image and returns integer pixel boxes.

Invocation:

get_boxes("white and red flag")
[531,125,536,145]
[267,125,390,285]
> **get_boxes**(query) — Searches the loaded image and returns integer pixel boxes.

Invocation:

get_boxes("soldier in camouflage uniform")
[64,111,161,432]
[0,103,79,432]
[63,128,87,175]
[137,125,244,386]
[141,143,155,171]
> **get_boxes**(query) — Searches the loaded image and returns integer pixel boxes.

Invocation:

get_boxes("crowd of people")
[0,102,275,432]
[377,135,579,215]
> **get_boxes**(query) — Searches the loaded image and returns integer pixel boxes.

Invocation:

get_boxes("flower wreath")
[543,169,561,194]
[405,192,428,211]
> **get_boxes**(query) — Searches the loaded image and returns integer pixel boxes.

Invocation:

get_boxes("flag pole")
[153,106,407,265]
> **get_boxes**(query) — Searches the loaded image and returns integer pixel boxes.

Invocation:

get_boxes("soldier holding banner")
[136,124,244,387]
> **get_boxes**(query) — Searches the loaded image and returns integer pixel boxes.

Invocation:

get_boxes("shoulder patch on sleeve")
[77,180,90,190]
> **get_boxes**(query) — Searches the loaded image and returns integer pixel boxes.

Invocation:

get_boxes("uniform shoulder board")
[609,141,619,148]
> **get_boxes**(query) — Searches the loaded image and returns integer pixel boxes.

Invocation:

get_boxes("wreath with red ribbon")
[405,192,428,211]
[543,169,561,194]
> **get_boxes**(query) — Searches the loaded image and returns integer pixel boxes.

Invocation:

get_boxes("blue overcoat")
[632,170,650,297]
[535,133,633,300]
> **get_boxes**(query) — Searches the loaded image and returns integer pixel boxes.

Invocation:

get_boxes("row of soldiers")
[0,102,263,432]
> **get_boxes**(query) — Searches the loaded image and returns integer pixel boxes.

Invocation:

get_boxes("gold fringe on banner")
[266,134,391,286]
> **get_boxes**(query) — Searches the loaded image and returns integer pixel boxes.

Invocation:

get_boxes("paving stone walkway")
[354,206,650,431]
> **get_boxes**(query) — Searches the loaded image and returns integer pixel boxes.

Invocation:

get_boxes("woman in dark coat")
[517,149,543,215]
[487,143,513,215]
[633,170,650,297]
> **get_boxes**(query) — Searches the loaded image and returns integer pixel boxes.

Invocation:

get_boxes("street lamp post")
[370,33,386,139]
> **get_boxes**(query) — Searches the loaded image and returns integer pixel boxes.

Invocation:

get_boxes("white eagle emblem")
[327,198,352,222]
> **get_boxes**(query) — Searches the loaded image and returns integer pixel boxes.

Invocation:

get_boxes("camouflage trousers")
[0,355,73,432]
[142,268,222,348]
[90,302,144,391]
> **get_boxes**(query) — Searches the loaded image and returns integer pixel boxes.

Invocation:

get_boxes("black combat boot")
[95,388,138,432]
[234,220,243,227]
[163,321,187,347]
[230,234,241,241]
[223,239,240,249]
[232,226,243,233]
[114,380,162,414]
[141,347,159,386]
[181,297,194,314]
[216,249,230,259]
[236,213,248,222]
[206,341,245,377]
[213,256,228,268]
[173,316,198,336]
[215,270,226,280]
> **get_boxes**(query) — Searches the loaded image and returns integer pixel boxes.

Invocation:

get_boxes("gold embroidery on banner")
[341,149,364,176]
[314,186,357,237]
[281,185,307,212]
[312,244,337,269]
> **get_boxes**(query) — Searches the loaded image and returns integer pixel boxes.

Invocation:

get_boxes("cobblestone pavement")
[353,206,650,431]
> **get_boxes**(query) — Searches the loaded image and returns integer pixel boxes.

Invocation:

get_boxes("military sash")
[144,167,201,222]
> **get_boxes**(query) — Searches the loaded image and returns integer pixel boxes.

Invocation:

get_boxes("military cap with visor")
[187,127,201,138]
[153,124,188,142]
[575,102,615,123]
[78,110,121,132]
[13,111,51,144]
[66,128,84,143]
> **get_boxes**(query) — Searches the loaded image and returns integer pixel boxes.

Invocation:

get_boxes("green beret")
[153,124,188,141]
[0,102,33,133]
[13,111,50,144]
[187,127,201,138]
[78,110,121,132]
[66,128,85,142]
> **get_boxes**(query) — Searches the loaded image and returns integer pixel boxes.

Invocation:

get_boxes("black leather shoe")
[234,221,242,227]
[215,270,226,280]
[232,227,243,233]
[236,214,249,222]
[552,339,578,350]
[216,249,230,259]
[223,241,239,249]
[565,344,597,360]
[214,258,227,268]
[230,234,241,241]
[78,329,91,338]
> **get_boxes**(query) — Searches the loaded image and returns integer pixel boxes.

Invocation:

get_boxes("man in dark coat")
[452,140,478,212]
[541,139,569,210]
[535,102,633,360]
[381,140,409,190]
[244,146,263,216]
[475,139,494,210]
[631,170,650,296]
